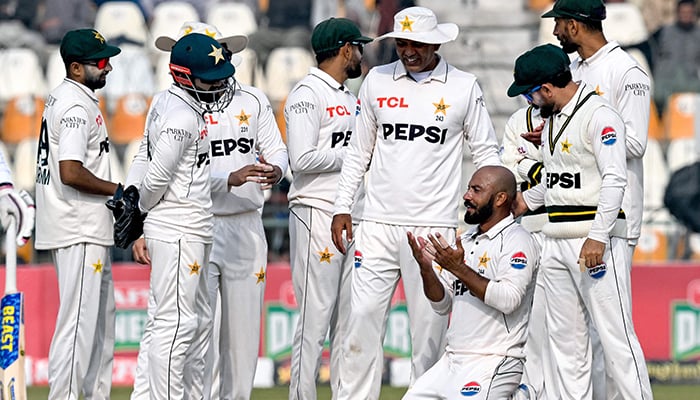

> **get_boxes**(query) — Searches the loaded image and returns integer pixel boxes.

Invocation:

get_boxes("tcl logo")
[546,172,581,189]
[327,105,351,117]
[377,97,408,108]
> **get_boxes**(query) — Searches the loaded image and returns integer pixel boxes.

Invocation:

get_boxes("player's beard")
[539,102,555,118]
[347,61,362,79]
[463,195,495,225]
[84,72,107,90]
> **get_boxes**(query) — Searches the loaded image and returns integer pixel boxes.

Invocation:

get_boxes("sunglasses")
[82,57,110,69]
[521,85,542,102]
[339,40,364,54]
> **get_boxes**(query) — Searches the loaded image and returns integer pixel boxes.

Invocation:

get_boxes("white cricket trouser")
[48,243,115,400]
[403,354,524,400]
[288,205,353,400]
[519,231,547,399]
[204,212,267,400]
[337,222,451,400]
[131,237,212,400]
[542,235,652,400]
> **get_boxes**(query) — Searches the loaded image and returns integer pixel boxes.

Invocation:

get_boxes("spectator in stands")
[372,0,415,65]
[247,0,313,71]
[630,0,677,35]
[0,0,47,60]
[39,0,97,44]
[652,0,700,112]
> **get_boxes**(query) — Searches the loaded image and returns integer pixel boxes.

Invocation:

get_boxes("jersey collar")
[573,41,620,68]
[309,67,350,93]
[392,55,449,83]
[465,214,516,240]
[64,78,99,104]
[558,82,591,118]
[168,84,208,114]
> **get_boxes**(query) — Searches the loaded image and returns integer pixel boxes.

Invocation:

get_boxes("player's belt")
[546,205,625,222]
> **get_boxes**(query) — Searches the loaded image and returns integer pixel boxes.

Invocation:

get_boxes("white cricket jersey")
[207,81,288,215]
[432,215,538,358]
[125,86,213,243]
[571,41,651,242]
[501,105,547,232]
[286,67,359,214]
[0,151,12,184]
[334,57,501,227]
[523,84,628,242]
[35,78,113,249]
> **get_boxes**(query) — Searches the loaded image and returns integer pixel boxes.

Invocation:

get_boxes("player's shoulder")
[235,83,272,110]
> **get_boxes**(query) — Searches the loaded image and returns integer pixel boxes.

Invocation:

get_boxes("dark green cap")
[60,29,121,63]
[507,44,571,97]
[542,0,607,21]
[311,17,373,54]
[170,33,235,83]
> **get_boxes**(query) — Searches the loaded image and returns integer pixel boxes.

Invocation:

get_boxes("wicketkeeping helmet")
[169,33,235,113]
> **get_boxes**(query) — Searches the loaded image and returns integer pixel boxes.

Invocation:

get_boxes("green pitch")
[24,384,700,399]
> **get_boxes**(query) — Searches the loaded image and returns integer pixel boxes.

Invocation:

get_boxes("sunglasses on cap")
[521,85,542,103]
[82,57,110,69]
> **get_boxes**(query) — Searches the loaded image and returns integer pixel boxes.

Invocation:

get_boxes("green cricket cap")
[311,17,373,54]
[60,29,121,63]
[542,0,607,22]
[507,44,571,97]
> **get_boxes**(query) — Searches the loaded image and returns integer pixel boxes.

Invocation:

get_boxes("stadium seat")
[45,47,65,91]
[154,53,172,92]
[234,48,264,88]
[468,66,524,116]
[275,97,286,144]
[122,138,143,177]
[94,1,150,44]
[13,138,38,193]
[666,138,698,173]
[664,92,699,140]
[102,43,156,114]
[1,95,44,144]
[109,93,150,146]
[0,48,47,104]
[528,0,553,11]
[647,101,663,141]
[634,216,673,263]
[602,3,648,46]
[264,47,315,103]
[440,27,535,67]
[206,2,258,36]
[149,2,200,57]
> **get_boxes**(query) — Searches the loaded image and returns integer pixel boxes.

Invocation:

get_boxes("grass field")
[24,384,700,399]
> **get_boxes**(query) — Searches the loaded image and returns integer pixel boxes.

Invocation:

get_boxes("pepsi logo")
[461,381,481,396]
[355,99,361,116]
[588,262,607,279]
[601,126,617,145]
[510,251,527,270]
[354,250,363,269]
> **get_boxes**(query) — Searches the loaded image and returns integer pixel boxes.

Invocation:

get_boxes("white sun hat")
[377,7,458,44]
[155,21,248,66]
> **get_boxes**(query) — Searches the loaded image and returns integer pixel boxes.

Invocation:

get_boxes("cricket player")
[34,28,120,400]
[330,7,501,400]
[405,165,539,400]
[542,1,652,396]
[205,41,287,400]
[508,44,652,400]
[501,105,548,399]
[285,17,372,400]
[124,32,235,398]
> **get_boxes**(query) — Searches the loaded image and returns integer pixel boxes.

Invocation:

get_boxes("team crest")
[354,250,363,268]
[588,262,607,279]
[510,252,527,270]
[460,381,481,396]
[601,127,617,145]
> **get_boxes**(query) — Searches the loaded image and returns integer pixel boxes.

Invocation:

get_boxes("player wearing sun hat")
[124,32,235,399]
[155,21,248,67]
[330,6,501,400]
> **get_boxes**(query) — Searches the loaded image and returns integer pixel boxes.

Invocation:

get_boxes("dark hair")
[579,18,603,32]
[549,70,572,89]
[315,46,342,64]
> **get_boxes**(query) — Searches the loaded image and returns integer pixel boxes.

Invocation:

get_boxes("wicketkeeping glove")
[0,184,35,246]
[106,183,146,249]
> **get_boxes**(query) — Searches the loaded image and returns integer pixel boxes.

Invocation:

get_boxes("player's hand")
[521,121,544,147]
[579,238,606,269]
[512,192,530,218]
[228,163,275,188]
[256,154,283,190]
[427,233,465,274]
[407,231,435,272]
[331,214,353,254]
[0,185,35,246]
[132,237,150,265]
